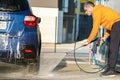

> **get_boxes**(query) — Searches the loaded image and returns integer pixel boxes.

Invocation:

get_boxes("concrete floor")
[0,43,120,80]
[33,55,120,80]
[0,55,120,80]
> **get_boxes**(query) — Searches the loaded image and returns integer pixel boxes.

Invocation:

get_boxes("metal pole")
[75,0,80,40]
[54,17,57,53]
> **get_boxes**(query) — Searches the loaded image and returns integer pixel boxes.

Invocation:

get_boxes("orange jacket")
[87,5,120,43]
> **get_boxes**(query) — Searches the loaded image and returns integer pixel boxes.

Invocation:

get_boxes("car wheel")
[26,25,41,74]
[26,54,40,74]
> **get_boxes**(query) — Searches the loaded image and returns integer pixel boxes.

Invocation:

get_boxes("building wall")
[28,0,61,43]
[105,0,120,13]
[28,0,58,8]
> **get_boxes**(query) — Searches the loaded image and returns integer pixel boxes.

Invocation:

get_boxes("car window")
[0,0,29,12]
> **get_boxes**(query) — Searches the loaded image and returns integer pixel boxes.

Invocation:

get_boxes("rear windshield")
[0,0,29,12]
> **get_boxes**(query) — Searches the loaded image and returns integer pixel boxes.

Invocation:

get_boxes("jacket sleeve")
[87,11,101,43]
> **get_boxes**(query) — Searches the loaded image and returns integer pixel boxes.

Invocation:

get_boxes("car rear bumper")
[0,32,40,64]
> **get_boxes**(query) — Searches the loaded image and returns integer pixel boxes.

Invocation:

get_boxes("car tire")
[26,25,41,74]
[27,55,40,74]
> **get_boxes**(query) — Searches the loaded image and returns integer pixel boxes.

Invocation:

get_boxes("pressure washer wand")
[66,37,100,54]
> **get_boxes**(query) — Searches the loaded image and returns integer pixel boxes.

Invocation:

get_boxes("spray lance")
[66,37,100,54]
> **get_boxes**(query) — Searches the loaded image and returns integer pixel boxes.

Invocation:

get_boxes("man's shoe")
[101,68,110,75]
[100,70,116,77]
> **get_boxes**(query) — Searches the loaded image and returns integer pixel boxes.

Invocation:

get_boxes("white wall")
[31,7,62,43]
[104,0,120,13]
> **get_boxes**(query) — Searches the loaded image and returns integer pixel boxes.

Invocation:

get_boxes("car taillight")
[24,14,37,27]
[24,49,33,53]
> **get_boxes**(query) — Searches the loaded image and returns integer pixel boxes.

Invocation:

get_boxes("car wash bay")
[1,0,120,80]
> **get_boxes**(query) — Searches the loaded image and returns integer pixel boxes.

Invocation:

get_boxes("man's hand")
[100,37,106,44]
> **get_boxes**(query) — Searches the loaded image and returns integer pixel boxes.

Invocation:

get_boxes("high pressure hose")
[66,37,106,73]
[73,38,106,73]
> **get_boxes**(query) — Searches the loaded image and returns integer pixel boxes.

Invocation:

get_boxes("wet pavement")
[0,43,120,80]
[33,54,120,80]
[1,56,120,80]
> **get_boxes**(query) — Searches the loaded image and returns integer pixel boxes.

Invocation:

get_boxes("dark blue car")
[0,0,41,72]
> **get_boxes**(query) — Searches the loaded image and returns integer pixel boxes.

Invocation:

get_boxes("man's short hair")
[84,1,95,7]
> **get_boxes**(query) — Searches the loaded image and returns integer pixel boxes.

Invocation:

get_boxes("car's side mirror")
[37,17,41,23]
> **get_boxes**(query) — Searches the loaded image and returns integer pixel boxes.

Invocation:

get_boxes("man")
[82,1,120,77]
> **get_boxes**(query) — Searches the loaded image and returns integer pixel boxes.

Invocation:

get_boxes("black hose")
[73,38,106,73]
[66,37,106,73]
